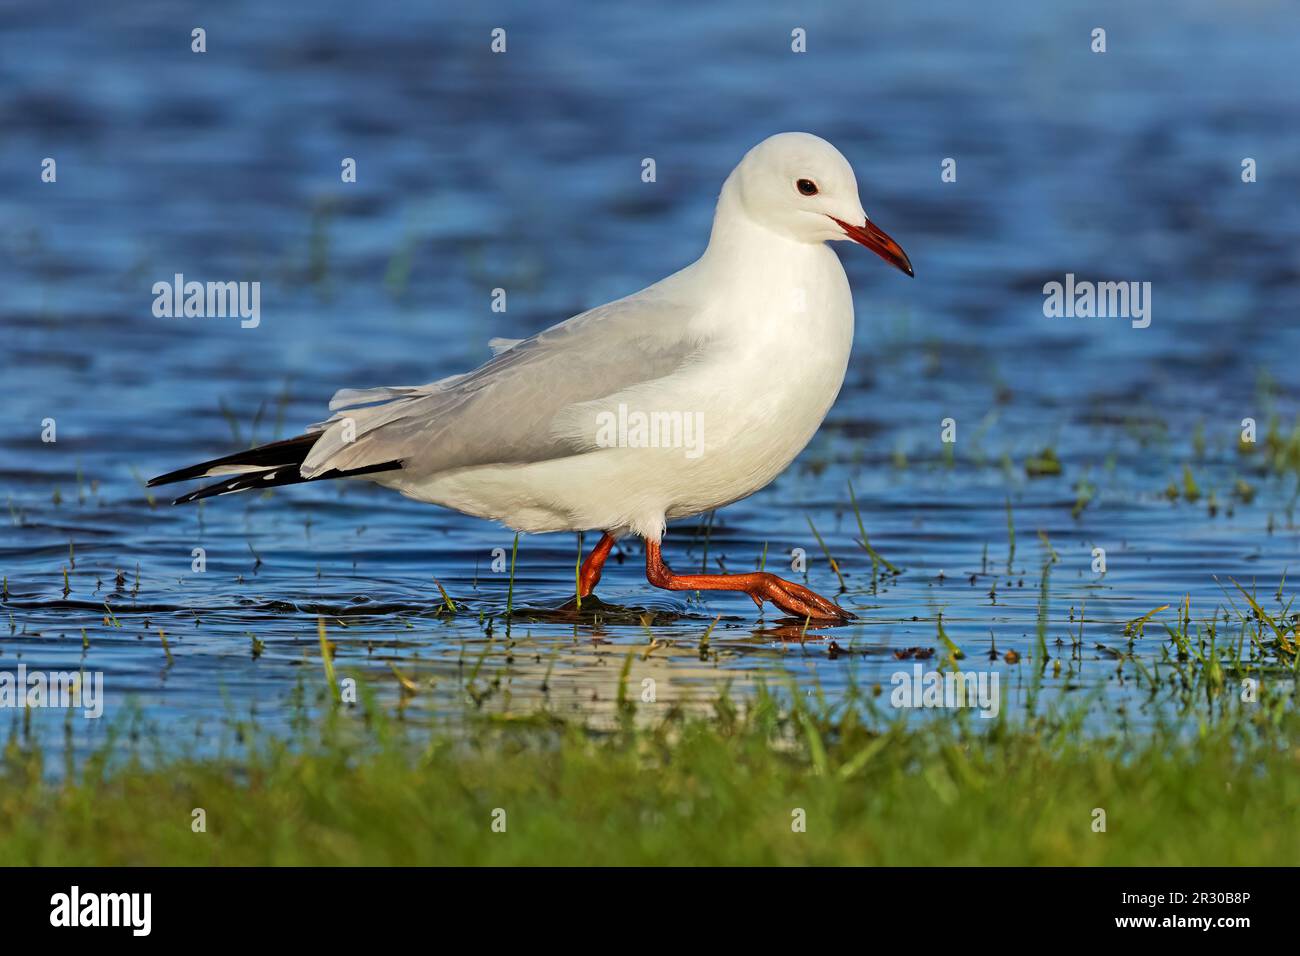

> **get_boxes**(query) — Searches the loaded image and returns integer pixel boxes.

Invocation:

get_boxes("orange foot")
[645,539,853,623]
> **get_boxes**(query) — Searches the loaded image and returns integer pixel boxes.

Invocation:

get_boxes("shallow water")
[3,0,1299,764]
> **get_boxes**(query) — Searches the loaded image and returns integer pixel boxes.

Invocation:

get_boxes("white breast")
[657,241,855,519]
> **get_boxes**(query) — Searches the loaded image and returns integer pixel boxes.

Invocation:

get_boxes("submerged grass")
[1,674,1297,866]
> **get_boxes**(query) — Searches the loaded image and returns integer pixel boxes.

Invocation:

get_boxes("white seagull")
[151,132,913,621]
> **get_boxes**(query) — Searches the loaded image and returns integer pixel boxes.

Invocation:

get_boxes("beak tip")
[831,215,913,279]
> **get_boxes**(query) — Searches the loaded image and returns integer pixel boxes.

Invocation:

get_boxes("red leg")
[578,532,616,598]
[644,539,853,622]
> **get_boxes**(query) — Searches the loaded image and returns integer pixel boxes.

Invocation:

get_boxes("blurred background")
[1,0,1298,761]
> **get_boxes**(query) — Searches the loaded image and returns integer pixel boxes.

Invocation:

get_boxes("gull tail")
[148,433,401,505]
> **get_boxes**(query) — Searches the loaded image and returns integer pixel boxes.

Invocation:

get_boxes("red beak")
[830,216,914,277]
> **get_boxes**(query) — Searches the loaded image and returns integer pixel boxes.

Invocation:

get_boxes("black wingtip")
[166,458,403,505]
[149,433,321,489]
[149,463,218,488]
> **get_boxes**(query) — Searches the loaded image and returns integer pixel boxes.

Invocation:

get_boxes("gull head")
[728,132,913,276]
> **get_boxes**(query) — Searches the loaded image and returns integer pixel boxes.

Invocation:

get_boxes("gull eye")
[796,178,818,196]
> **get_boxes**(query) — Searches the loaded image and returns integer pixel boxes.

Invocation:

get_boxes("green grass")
[2,679,1297,865]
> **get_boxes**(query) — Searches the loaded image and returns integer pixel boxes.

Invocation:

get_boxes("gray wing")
[300,280,702,478]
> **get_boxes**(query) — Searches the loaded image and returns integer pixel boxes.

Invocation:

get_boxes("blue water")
[2,0,1299,763]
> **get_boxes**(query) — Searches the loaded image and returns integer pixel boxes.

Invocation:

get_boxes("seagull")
[150,132,913,621]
